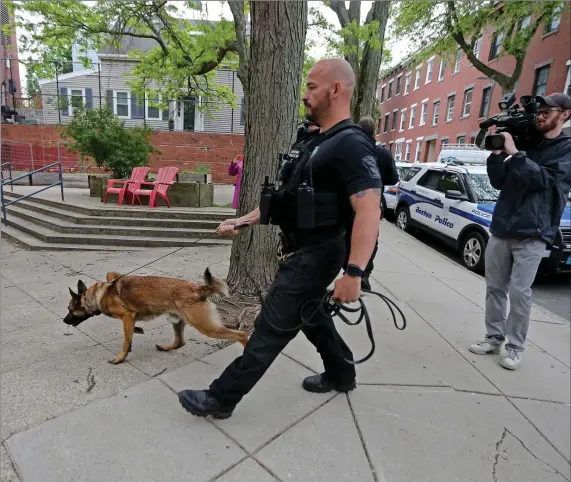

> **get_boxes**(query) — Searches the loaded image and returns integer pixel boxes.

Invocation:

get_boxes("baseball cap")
[535,93,571,110]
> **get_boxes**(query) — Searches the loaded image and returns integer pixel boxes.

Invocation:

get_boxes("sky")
[16,0,408,95]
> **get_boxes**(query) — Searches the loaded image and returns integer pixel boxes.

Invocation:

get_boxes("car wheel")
[396,206,411,232]
[461,231,486,273]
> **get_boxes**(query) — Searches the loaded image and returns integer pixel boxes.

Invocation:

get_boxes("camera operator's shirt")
[299,119,382,229]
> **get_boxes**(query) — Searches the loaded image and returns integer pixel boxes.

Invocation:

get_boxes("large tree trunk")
[226,1,308,298]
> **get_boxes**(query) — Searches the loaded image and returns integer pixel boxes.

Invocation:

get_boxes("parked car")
[382,162,417,220]
[394,160,571,275]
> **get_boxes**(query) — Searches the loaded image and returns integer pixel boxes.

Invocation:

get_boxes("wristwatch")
[345,264,365,278]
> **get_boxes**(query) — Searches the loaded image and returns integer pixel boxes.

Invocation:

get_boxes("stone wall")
[0,124,244,184]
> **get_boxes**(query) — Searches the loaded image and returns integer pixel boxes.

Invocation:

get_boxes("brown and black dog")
[64,268,249,364]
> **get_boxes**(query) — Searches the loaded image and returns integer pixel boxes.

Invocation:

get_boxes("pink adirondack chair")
[103,167,150,205]
[127,167,179,208]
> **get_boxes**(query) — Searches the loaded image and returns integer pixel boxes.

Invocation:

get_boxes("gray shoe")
[469,341,502,355]
[500,349,522,370]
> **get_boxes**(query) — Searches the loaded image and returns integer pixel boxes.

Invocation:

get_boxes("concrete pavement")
[1,221,570,481]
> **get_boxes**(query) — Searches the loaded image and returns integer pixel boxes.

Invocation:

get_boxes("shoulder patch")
[362,155,381,179]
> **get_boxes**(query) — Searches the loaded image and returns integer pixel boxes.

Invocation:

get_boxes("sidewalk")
[1,222,569,481]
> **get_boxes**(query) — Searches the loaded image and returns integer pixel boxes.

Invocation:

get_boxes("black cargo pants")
[208,233,356,406]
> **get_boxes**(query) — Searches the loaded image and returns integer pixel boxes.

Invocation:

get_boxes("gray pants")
[484,235,546,351]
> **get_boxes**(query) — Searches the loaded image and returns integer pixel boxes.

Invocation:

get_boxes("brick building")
[376,8,571,162]
[1,1,21,108]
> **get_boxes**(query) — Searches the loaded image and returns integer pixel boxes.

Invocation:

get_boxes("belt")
[277,229,344,261]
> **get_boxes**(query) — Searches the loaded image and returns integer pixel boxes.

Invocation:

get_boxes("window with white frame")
[533,65,550,97]
[396,74,402,95]
[441,138,449,148]
[383,113,390,133]
[457,135,466,144]
[404,72,411,95]
[394,141,404,161]
[545,5,562,33]
[404,141,412,161]
[146,94,161,119]
[399,109,407,131]
[409,104,417,128]
[462,88,473,117]
[438,60,446,81]
[420,100,428,126]
[115,91,130,118]
[519,15,531,30]
[473,36,482,59]
[489,32,503,60]
[414,65,421,90]
[380,84,386,103]
[446,94,455,121]
[415,140,422,162]
[425,57,434,83]
[564,61,570,96]
[69,88,85,115]
[432,101,440,126]
[453,49,462,73]
[392,109,398,131]
[388,79,394,98]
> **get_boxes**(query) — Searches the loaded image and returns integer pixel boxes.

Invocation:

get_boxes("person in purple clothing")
[228,154,243,209]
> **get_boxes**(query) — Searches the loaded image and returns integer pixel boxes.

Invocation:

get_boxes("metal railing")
[1,162,14,192]
[1,162,64,227]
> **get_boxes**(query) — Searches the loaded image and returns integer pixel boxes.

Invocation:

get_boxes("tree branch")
[329,0,351,27]
[228,0,249,92]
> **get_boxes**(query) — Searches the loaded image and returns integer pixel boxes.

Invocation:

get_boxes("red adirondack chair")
[103,166,150,205]
[127,167,179,208]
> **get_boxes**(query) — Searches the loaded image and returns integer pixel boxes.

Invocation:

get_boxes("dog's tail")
[203,267,229,297]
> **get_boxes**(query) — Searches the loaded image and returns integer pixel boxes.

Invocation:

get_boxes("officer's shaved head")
[302,57,356,130]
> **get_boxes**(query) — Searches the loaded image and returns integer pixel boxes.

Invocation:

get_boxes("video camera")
[476,94,543,151]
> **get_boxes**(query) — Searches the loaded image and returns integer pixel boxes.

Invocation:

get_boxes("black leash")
[264,287,407,365]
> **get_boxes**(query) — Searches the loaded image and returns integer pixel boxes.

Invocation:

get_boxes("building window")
[441,138,449,148]
[533,65,550,96]
[462,88,473,117]
[519,15,531,30]
[438,60,446,82]
[446,94,455,122]
[392,109,398,131]
[545,6,562,33]
[415,140,422,162]
[399,109,407,131]
[432,101,440,126]
[457,135,466,144]
[395,142,404,161]
[426,57,434,83]
[69,89,85,115]
[473,36,482,59]
[453,49,462,73]
[146,94,161,119]
[396,75,402,95]
[404,72,411,95]
[383,113,390,133]
[376,119,382,135]
[479,86,492,118]
[420,100,428,126]
[565,62,571,96]
[114,91,130,118]
[388,80,393,99]
[409,105,417,128]
[414,66,421,90]
[489,32,503,60]
[380,85,385,103]
[405,141,412,162]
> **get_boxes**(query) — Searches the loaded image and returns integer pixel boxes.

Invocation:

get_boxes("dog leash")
[107,224,251,284]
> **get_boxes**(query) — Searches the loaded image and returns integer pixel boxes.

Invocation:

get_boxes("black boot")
[302,373,356,394]
[178,389,235,419]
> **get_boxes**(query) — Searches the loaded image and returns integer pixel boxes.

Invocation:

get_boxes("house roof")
[38,68,98,86]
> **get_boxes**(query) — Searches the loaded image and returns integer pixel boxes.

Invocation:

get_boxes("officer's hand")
[217,218,241,237]
[332,274,361,304]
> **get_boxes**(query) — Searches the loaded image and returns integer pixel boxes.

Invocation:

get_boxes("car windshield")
[467,174,500,202]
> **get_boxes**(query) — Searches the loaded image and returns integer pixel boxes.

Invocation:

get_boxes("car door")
[437,171,471,240]
[409,169,446,231]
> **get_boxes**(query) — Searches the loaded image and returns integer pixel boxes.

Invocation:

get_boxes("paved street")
[1,221,570,482]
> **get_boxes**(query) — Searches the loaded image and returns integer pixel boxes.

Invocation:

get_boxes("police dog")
[64,268,249,365]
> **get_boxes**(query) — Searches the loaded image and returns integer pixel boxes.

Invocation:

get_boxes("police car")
[382,162,416,220]
[394,159,571,275]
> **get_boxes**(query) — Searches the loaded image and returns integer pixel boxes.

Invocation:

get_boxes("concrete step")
[3,199,221,229]
[2,192,233,221]
[1,216,233,248]
[0,225,147,251]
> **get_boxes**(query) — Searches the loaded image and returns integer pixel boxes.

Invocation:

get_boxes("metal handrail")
[1,162,64,227]
[1,162,13,192]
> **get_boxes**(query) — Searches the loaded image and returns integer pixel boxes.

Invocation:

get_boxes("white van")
[436,144,492,165]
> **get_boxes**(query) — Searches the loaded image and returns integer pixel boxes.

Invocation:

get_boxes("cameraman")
[470,93,571,370]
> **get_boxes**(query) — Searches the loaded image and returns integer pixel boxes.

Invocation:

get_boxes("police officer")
[178,58,383,419]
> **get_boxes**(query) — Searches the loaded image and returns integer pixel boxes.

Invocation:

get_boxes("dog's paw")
[108,356,126,365]
[155,344,166,352]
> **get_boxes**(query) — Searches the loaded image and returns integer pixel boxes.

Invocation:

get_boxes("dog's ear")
[77,280,87,295]
[69,287,80,300]
[106,272,122,282]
